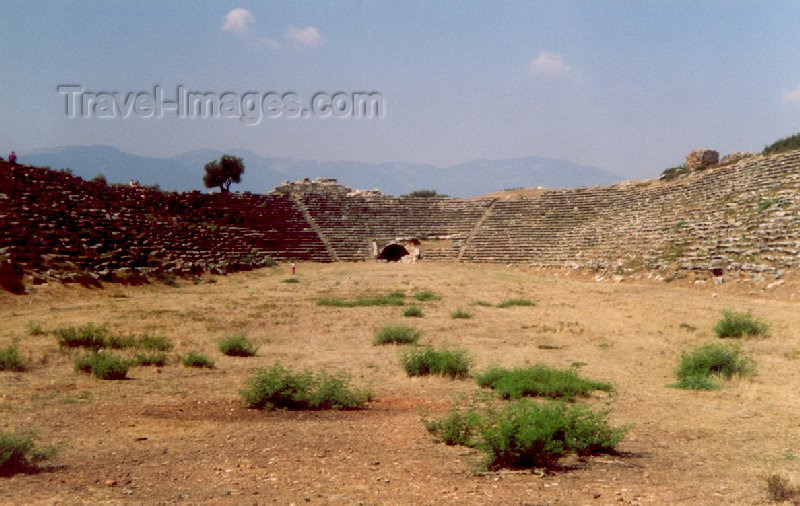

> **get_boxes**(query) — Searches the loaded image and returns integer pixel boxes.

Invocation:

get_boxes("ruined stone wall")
[462,150,800,274]
[3,148,800,290]
[296,190,493,260]
[0,163,331,285]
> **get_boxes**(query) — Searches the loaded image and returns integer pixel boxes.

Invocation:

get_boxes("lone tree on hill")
[203,154,245,193]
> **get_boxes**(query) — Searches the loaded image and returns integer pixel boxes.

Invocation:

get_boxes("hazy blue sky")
[1,1,799,179]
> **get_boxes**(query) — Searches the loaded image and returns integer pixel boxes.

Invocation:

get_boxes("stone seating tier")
[2,148,800,288]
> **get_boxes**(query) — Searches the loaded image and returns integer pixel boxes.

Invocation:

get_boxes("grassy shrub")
[53,324,141,350]
[476,365,613,400]
[27,321,47,336]
[240,363,371,410]
[282,277,300,283]
[413,290,441,302]
[218,335,257,357]
[401,346,472,379]
[137,334,173,351]
[660,164,689,181]
[103,335,137,349]
[54,323,111,349]
[425,400,626,469]
[763,132,800,156]
[757,199,778,212]
[0,343,25,372]
[451,309,472,319]
[423,408,482,446]
[405,189,441,198]
[497,298,535,308]
[74,353,129,380]
[477,400,626,469]
[318,291,405,307]
[403,306,423,317]
[182,352,214,368]
[672,343,754,390]
[373,324,421,345]
[158,273,180,287]
[713,310,768,338]
[131,352,168,367]
[0,431,54,476]
[473,300,493,307]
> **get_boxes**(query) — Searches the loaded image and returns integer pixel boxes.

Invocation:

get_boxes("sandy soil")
[2,262,800,505]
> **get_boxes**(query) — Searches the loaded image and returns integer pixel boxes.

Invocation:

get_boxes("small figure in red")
[291,262,296,276]
[8,151,17,165]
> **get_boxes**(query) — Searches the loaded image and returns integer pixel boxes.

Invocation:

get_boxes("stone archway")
[377,243,409,262]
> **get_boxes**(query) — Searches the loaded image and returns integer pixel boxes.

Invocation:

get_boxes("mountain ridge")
[21,145,623,197]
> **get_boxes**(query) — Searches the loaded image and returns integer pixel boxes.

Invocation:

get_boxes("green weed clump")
[476,365,613,400]
[240,363,372,410]
[451,309,472,319]
[414,290,441,302]
[27,321,47,336]
[423,409,483,446]
[282,277,300,283]
[54,323,112,349]
[660,164,689,181]
[218,335,257,357]
[497,298,536,308]
[53,324,140,350]
[182,352,214,368]
[401,346,472,379]
[373,324,421,345]
[713,310,768,338]
[763,132,800,156]
[757,199,778,212]
[318,291,405,307]
[74,353,129,380]
[0,431,54,476]
[0,343,25,372]
[131,352,168,367]
[103,335,138,349]
[137,334,173,351]
[425,399,626,469]
[403,306,424,317]
[672,342,754,390]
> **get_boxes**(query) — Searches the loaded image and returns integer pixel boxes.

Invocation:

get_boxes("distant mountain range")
[20,145,623,197]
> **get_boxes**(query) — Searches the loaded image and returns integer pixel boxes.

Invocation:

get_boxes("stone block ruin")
[685,148,719,170]
[2,146,800,292]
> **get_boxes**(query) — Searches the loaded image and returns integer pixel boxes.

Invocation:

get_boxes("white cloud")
[286,26,324,48]
[784,84,800,104]
[221,8,254,36]
[528,50,570,76]
[221,11,322,50]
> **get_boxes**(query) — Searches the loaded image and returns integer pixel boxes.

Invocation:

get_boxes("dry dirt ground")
[2,262,800,505]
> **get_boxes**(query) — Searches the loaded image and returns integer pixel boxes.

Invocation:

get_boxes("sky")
[1,1,799,180]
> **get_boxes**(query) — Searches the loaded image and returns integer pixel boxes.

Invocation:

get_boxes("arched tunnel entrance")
[377,243,409,262]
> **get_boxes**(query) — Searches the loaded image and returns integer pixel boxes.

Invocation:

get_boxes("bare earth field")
[2,262,800,505]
